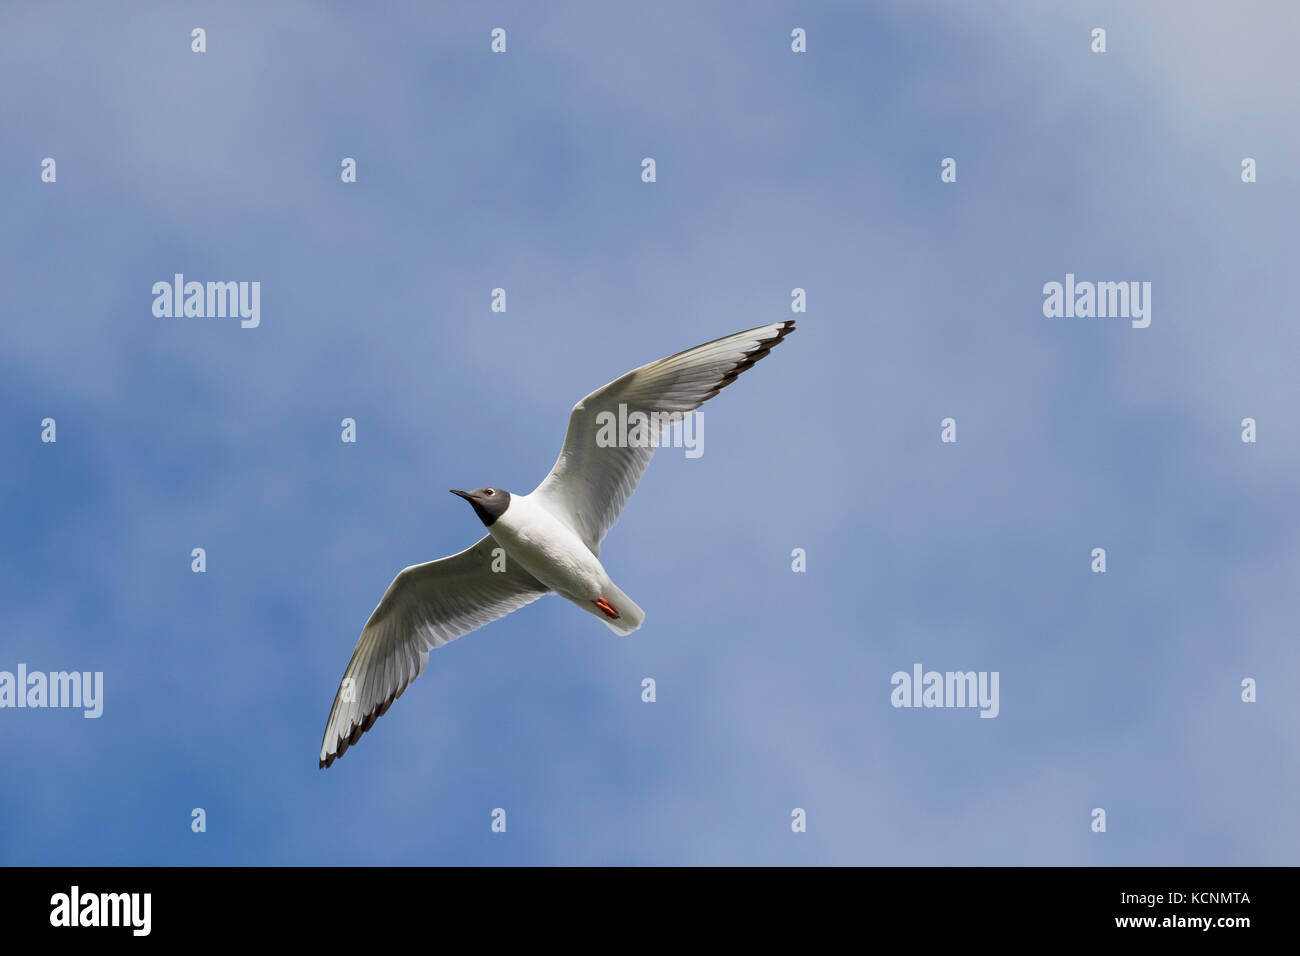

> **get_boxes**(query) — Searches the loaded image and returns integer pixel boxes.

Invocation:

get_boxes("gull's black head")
[450,487,511,526]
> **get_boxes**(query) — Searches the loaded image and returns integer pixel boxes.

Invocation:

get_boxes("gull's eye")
[483,488,495,496]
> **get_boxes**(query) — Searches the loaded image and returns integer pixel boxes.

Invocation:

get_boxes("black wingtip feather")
[702,320,795,402]
[319,684,406,770]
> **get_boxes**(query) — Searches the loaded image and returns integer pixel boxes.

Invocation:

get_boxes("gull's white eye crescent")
[484,488,495,496]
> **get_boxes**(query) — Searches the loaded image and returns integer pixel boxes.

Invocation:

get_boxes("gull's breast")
[489,495,606,597]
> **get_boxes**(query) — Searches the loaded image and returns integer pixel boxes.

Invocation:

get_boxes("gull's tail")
[589,581,644,636]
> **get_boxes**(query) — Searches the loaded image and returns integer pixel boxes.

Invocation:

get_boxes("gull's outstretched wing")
[531,321,794,554]
[319,537,549,768]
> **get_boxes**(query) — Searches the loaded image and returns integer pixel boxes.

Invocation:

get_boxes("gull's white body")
[487,492,644,636]
[319,320,794,768]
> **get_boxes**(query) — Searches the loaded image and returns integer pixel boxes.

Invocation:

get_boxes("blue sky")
[2,1,1297,865]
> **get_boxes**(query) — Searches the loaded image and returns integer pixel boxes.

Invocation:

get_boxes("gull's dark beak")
[450,489,473,501]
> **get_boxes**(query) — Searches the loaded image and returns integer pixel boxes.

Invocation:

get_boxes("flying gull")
[319,321,795,767]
